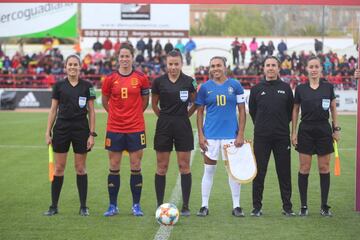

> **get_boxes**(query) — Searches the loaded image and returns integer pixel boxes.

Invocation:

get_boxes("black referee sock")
[130,170,143,204]
[51,175,64,208]
[76,174,88,208]
[181,173,192,208]
[298,172,309,207]
[108,174,120,206]
[320,173,330,207]
[155,174,166,206]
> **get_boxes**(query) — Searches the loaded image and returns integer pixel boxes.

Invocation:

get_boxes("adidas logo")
[261,91,266,95]
[18,92,40,107]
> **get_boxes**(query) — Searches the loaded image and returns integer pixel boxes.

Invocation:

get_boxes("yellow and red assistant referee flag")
[333,140,340,176]
[48,144,54,182]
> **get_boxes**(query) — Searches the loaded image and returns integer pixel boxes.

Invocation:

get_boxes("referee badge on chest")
[78,96,87,108]
[179,90,189,102]
[322,99,330,110]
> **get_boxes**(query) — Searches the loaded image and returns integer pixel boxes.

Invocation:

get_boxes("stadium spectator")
[43,54,96,217]
[267,41,275,56]
[103,38,113,57]
[249,56,295,217]
[164,39,174,54]
[92,38,103,52]
[249,37,258,57]
[196,56,246,217]
[146,37,153,59]
[42,34,54,53]
[135,53,145,66]
[231,37,241,65]
[314,39,323,54]
[102,43,150,217]
[277,39,288,59]
[154,40,162,56]
[291,56,340,217]
[136,37,146,55]
[152,50,197,216]
[185,38,196,66]
[258,41,267,58]
[175,39,185,54]
[52,37,60,50]
[0,42,3,58]
[114,38,121,54]
[240,40,247,65]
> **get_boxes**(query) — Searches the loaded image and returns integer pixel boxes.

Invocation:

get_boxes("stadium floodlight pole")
[356,32,360,212]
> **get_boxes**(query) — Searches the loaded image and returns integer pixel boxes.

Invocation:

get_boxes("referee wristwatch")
[89,131,98,137]
[333,126,341,132]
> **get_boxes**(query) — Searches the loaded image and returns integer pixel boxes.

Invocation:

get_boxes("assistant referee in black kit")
[152,49,197,216]
[249,56,295,217]
[44,54,96,216]
[292,56,340,217]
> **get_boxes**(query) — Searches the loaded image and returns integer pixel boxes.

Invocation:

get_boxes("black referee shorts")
[154,116,194,152]
[52,118,90,154]
[296,121,334,155]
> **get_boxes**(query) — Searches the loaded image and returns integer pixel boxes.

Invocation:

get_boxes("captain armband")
[141,88,150,95]
[236,94,245,104]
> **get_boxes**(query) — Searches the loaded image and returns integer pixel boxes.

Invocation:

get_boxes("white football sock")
[201,164,217,208]
[228,176,241,209]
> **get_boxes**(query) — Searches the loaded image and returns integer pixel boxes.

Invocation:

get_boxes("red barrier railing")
[0,74,356,90]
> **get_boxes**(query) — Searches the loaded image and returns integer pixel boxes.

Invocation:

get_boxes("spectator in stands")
[231,37,241,65]
[0,42,3,58]
[314,39,323,54]
[135,53,145,66]
[240,40,247,65]
[51,62,63,75]
[92,38,103,52]
[259,41,267,59]
[136,37,146,55]
[280,55,292,76]
[348,55,357,69]
[100,61,112,75]
[277,39,287,59]
[323,56,332,76]
[175,39,185,54]
[154,40,162,56]
[146,37,153,59]
[249,38,258,57]
[114,38,121,54]
[42,34,54,53]
[267,41,275,56]
[3,56,11,72]
[185,38,196,66]
[164,40,174,54]
[103,38,113,58]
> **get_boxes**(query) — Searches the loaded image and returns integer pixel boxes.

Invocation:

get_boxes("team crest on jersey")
[78,96,87,108]
[228,86,234,95]
[131,78,138,88]
[322,99,330,110]
[179,90,189,102]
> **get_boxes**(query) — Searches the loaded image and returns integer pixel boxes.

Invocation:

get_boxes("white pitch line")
[153,132,198,240]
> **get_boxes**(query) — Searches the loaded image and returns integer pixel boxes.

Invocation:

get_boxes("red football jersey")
[102,70,150,133]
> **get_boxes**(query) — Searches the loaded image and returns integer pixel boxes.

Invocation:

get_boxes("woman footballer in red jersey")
[102,43,150,217]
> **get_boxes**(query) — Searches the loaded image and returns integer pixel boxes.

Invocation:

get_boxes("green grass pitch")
[0,112,359,240]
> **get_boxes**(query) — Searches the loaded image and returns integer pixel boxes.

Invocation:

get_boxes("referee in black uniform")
[152,50,197,216]
[44,54,96,216]
[292,56,340,217]
[249,56,295,216]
